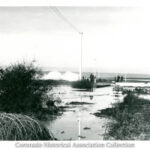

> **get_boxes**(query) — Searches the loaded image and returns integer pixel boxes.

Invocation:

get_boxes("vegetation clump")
[94,91,150,140]
[0,62,53,114]
[0,62,59,140]
[72,80,92,90]
[0,113,55,140]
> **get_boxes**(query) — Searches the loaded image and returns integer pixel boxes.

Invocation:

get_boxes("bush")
[0,62,51,113]
[72,80,92,89]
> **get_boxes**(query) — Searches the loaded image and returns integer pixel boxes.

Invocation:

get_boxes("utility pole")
[50,7,83,81]
[79,32,83,80]
[50,7,83,140]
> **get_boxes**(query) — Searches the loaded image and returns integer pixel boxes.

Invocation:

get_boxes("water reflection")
[78,98,81,140]
[89,95,93,100]
[44,86,123,140]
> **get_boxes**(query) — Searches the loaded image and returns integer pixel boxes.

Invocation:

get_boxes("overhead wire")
[50,7,81,34]
[49,7,83,140]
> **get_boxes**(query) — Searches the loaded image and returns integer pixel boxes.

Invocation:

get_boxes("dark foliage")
[41,79,71,86]
[0,62,51,113]
[72,79,92,89]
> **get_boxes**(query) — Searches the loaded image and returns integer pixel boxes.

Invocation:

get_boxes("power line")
[49,6,83,80]
[50,7,81,34]
[49,7,84,139]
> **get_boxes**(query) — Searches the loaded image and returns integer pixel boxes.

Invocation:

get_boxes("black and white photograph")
[0,0,150,145]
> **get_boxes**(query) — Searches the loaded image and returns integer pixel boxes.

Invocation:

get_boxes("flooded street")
[44,85,124,140]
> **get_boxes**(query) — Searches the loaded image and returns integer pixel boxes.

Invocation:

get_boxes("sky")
[0,7,150,74]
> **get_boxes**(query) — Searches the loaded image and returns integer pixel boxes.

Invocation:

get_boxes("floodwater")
[44,85,124,140]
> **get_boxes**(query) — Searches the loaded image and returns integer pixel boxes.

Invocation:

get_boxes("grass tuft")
[0,113,55,140]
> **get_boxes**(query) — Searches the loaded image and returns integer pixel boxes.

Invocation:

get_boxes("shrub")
[0,62,51,113]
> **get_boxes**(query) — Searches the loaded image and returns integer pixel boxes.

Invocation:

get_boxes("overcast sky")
[0,7,150,74]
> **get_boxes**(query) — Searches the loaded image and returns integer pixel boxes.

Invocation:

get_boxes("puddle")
[44,85,123,140]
